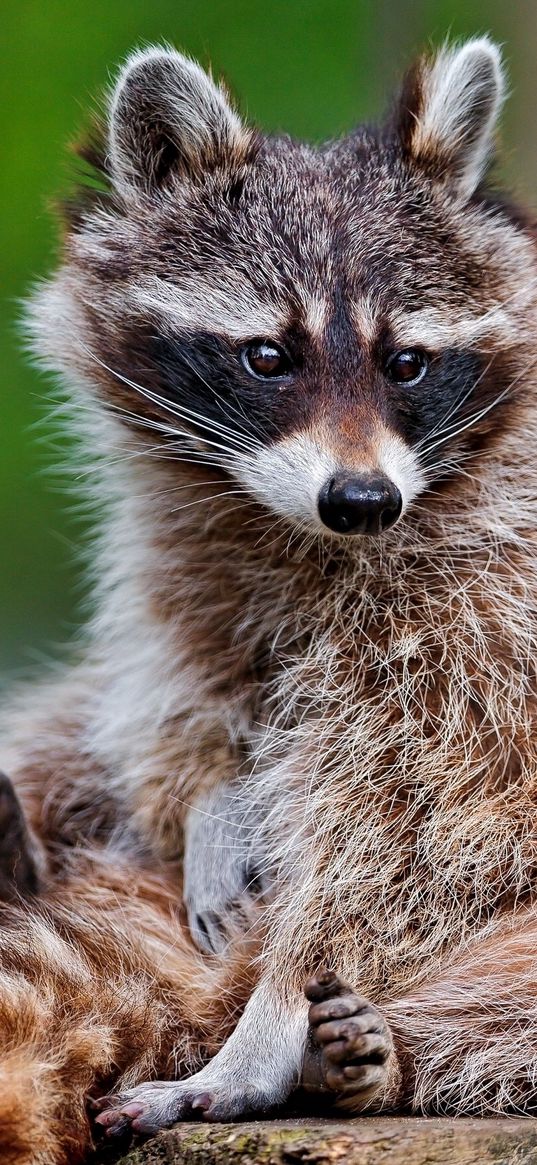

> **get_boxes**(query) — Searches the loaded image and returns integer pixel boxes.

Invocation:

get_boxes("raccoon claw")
[94,1099,145,1138]
[303,970,397,1110]
[95,1092,165,1138]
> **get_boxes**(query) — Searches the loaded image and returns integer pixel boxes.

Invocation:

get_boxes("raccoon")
[2,33,537,1156]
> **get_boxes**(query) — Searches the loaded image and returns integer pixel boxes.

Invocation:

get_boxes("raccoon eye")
[386,349,429,386]
[241,341,292,380]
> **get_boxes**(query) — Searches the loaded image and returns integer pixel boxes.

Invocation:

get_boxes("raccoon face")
[44,40,537,538]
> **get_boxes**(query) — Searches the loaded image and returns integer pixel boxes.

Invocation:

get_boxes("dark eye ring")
[241,340,293,381]
[385,349,429,386]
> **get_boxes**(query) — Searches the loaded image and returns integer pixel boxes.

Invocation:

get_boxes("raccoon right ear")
[108,46,250,196]
[396,38,505,201]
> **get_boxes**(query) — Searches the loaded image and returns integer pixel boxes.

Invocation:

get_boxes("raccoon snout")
[318,473,402,536]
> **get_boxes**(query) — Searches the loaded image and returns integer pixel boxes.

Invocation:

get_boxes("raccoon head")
[34,39,537,538]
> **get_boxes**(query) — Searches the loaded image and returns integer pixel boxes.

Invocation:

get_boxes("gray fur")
[7,36,537,1131]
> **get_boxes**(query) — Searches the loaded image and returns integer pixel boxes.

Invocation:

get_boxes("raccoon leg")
[95,979,309,1135]
[94,908,537,1135]
[183,782,268,955]
[302,970,401,1112]
[95,969,401,1136]
[0,772,42,899]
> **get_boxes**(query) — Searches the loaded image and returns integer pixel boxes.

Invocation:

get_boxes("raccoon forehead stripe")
[131,275,288,340]
[299,291,330,339]
[350,297,379,346]
[389,305,521,350]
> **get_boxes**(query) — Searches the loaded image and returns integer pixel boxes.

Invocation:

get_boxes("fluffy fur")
[0,841,257,1163]
[2,33,537,1160]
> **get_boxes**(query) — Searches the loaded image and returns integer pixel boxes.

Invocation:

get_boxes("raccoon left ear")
[108,46,250,196]
[396,38,505,201]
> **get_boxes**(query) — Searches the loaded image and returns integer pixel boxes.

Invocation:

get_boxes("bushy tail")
[0,1050,62,1165]
[0,847,260,1164]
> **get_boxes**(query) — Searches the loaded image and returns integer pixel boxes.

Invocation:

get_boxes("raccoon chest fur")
[247,529,537,996]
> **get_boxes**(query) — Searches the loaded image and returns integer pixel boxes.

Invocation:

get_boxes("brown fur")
[0,842,257,1163]
[3,35,537,1159]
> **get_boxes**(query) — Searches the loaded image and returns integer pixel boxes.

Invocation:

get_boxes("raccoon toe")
[95,1082,201,1138]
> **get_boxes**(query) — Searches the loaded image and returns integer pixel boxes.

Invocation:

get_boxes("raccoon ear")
[396,38,505,201]
[108,46,249,196]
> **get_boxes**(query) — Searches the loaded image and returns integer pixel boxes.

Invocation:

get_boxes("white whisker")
[419,355,537,465]
[79,344,260,460]
[165,338,265,445]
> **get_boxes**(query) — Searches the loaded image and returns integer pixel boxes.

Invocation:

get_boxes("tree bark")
[113,1116,537,1165]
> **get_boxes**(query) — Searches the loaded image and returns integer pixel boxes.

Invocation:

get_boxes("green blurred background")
[1,0,536,686]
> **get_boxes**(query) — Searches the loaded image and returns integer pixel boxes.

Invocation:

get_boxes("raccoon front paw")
[183,790,267,956]
[185,868,263,955]
[94,1080,212,1138]
[302,970,400,1112]
[94,1072,267,1137]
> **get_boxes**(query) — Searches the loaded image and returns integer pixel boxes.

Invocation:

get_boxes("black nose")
[318,473,402,535]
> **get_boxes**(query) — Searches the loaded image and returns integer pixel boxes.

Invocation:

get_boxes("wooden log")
[114,1116,537,1165]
